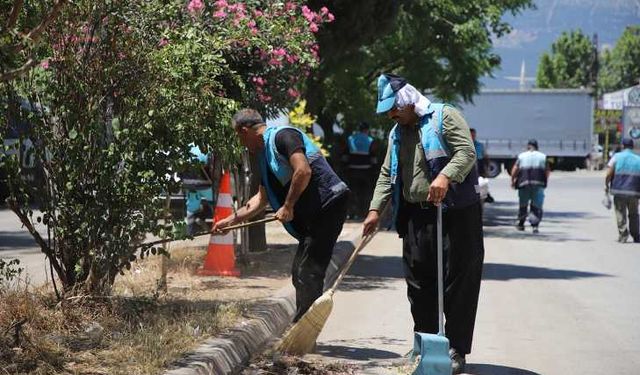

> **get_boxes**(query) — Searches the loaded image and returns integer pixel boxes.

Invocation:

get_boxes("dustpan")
[411,204,452,375]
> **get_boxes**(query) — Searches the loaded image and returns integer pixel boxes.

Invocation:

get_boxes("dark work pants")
[346,168,374,218]
[292,193,349,322]
[401,201,485,355]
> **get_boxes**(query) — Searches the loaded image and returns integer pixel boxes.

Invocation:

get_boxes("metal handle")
[437,204,445,336]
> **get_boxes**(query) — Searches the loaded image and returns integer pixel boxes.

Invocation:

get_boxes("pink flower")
[269,58,283,66]
[158,38,169,47]
[287,88,300,98]
[272,48,287,57]
[309,22,319,33]
[320,6,329,15]
[40,60,49,69]
[187,0,205,14]
[327,12,335,22]
[253,9,263,17]
[285,2,297,12]
[301,6,315,22]
[252,76,266,86]
[286,54,298,64]
[213,10,226,18]
[214,0,227,7]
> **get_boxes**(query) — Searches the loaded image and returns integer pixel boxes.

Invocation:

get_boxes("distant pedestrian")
[510,139,550,233]
[182,144,215,235]
[605,138,640,243]
[345,121,377,219]
[471,128,494,203]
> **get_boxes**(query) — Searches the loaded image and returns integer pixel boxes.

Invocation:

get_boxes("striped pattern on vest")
[611,149,640,197]
[516,150,547,188]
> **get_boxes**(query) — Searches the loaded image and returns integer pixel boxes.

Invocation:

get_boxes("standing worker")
[471,128,494,203]
[213,109,350,321]
[605,138,640,243]
[182,144,215,235]
[346,121,377,219]
[510,139,550,233]
[362,73,484,374]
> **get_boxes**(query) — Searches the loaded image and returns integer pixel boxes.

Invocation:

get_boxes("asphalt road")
[306,171,640,375]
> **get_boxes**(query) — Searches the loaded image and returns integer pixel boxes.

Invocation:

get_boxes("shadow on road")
[0,230,38,250]
[466,363,542,375]
[336,254,404,291]
[314,344,401,361]
[482,200,599,242]
[482,262,611,281]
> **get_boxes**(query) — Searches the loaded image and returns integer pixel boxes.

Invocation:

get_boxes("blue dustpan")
[412,205,452,375]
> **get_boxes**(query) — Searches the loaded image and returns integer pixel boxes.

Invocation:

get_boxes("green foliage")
[599,26,640,93]
[304,0,533,136]
[535,29,596,89]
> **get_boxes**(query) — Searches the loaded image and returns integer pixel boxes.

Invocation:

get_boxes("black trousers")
[291,193,349,322]
[346,168,374,218]
[401,201,484,355]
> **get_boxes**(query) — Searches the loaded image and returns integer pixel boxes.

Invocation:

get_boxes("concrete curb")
[164,229,361,375]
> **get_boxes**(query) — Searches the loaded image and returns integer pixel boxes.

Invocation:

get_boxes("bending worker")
[213,109,350,321]
[362,73,484,375]
[605,137,640,243]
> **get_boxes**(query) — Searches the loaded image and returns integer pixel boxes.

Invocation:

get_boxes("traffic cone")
[197,171,240,277]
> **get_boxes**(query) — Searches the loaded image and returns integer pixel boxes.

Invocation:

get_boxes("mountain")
[484,0,640,89]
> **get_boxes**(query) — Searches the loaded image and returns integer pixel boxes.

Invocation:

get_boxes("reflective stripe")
[216,193,233,208]
[210,232,233,245]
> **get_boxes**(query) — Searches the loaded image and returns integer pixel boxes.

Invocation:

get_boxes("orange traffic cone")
[197,171,240,277]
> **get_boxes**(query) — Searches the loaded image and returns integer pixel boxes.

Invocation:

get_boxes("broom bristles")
[277,291,334,355]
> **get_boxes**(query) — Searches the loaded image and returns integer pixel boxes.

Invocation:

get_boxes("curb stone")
[164,229,361,375]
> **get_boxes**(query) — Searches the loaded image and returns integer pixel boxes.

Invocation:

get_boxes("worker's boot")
[449,348,466,375]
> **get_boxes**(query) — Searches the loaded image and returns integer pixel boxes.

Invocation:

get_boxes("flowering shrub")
[0,0,334,295]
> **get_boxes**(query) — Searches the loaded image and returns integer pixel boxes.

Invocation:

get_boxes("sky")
[485,0,640,88]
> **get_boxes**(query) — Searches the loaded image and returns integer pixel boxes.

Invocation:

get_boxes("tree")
[536,29,596,89]
[599,26,640,93]
[304,0,533,142]
[0,0,328,296]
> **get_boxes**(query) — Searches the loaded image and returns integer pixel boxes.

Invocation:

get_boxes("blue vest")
[258,126,348,238]
[474,140,485,160]
[515,150,547,188]
[347,132,374,169]
[389,103,479,221]
[611,149,640,197]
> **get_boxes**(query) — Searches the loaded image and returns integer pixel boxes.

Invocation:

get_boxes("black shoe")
[516,224,525,231]
[532,226,539,234]
[449,348,466,375]
[484,194,495,203]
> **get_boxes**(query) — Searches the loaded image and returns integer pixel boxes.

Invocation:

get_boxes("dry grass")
[0,240,297,374]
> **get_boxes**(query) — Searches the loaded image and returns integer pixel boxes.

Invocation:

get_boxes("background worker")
[510,139,550,233]
[605,137,640,243]
[213,109,350,321]
[362,73,484,374]
[182,144,215,235]
[345,121,377,219]
[471,128,494,203]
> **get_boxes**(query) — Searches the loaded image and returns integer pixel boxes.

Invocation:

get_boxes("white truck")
[458,89,594,177]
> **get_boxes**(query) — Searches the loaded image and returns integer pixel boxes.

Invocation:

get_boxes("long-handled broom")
[276,226,380,355]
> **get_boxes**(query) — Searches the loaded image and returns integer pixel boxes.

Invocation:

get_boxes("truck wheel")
[487,160,501,178]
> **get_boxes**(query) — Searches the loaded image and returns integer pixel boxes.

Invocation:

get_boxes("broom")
[277,220,382,355]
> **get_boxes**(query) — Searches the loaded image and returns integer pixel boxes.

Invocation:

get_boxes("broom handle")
[137,216,277,248]
[437,204,445,336]
[328,231,375,293]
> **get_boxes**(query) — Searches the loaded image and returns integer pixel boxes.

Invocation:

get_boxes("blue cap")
[376,73,407,114]
[622,137,634,148]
